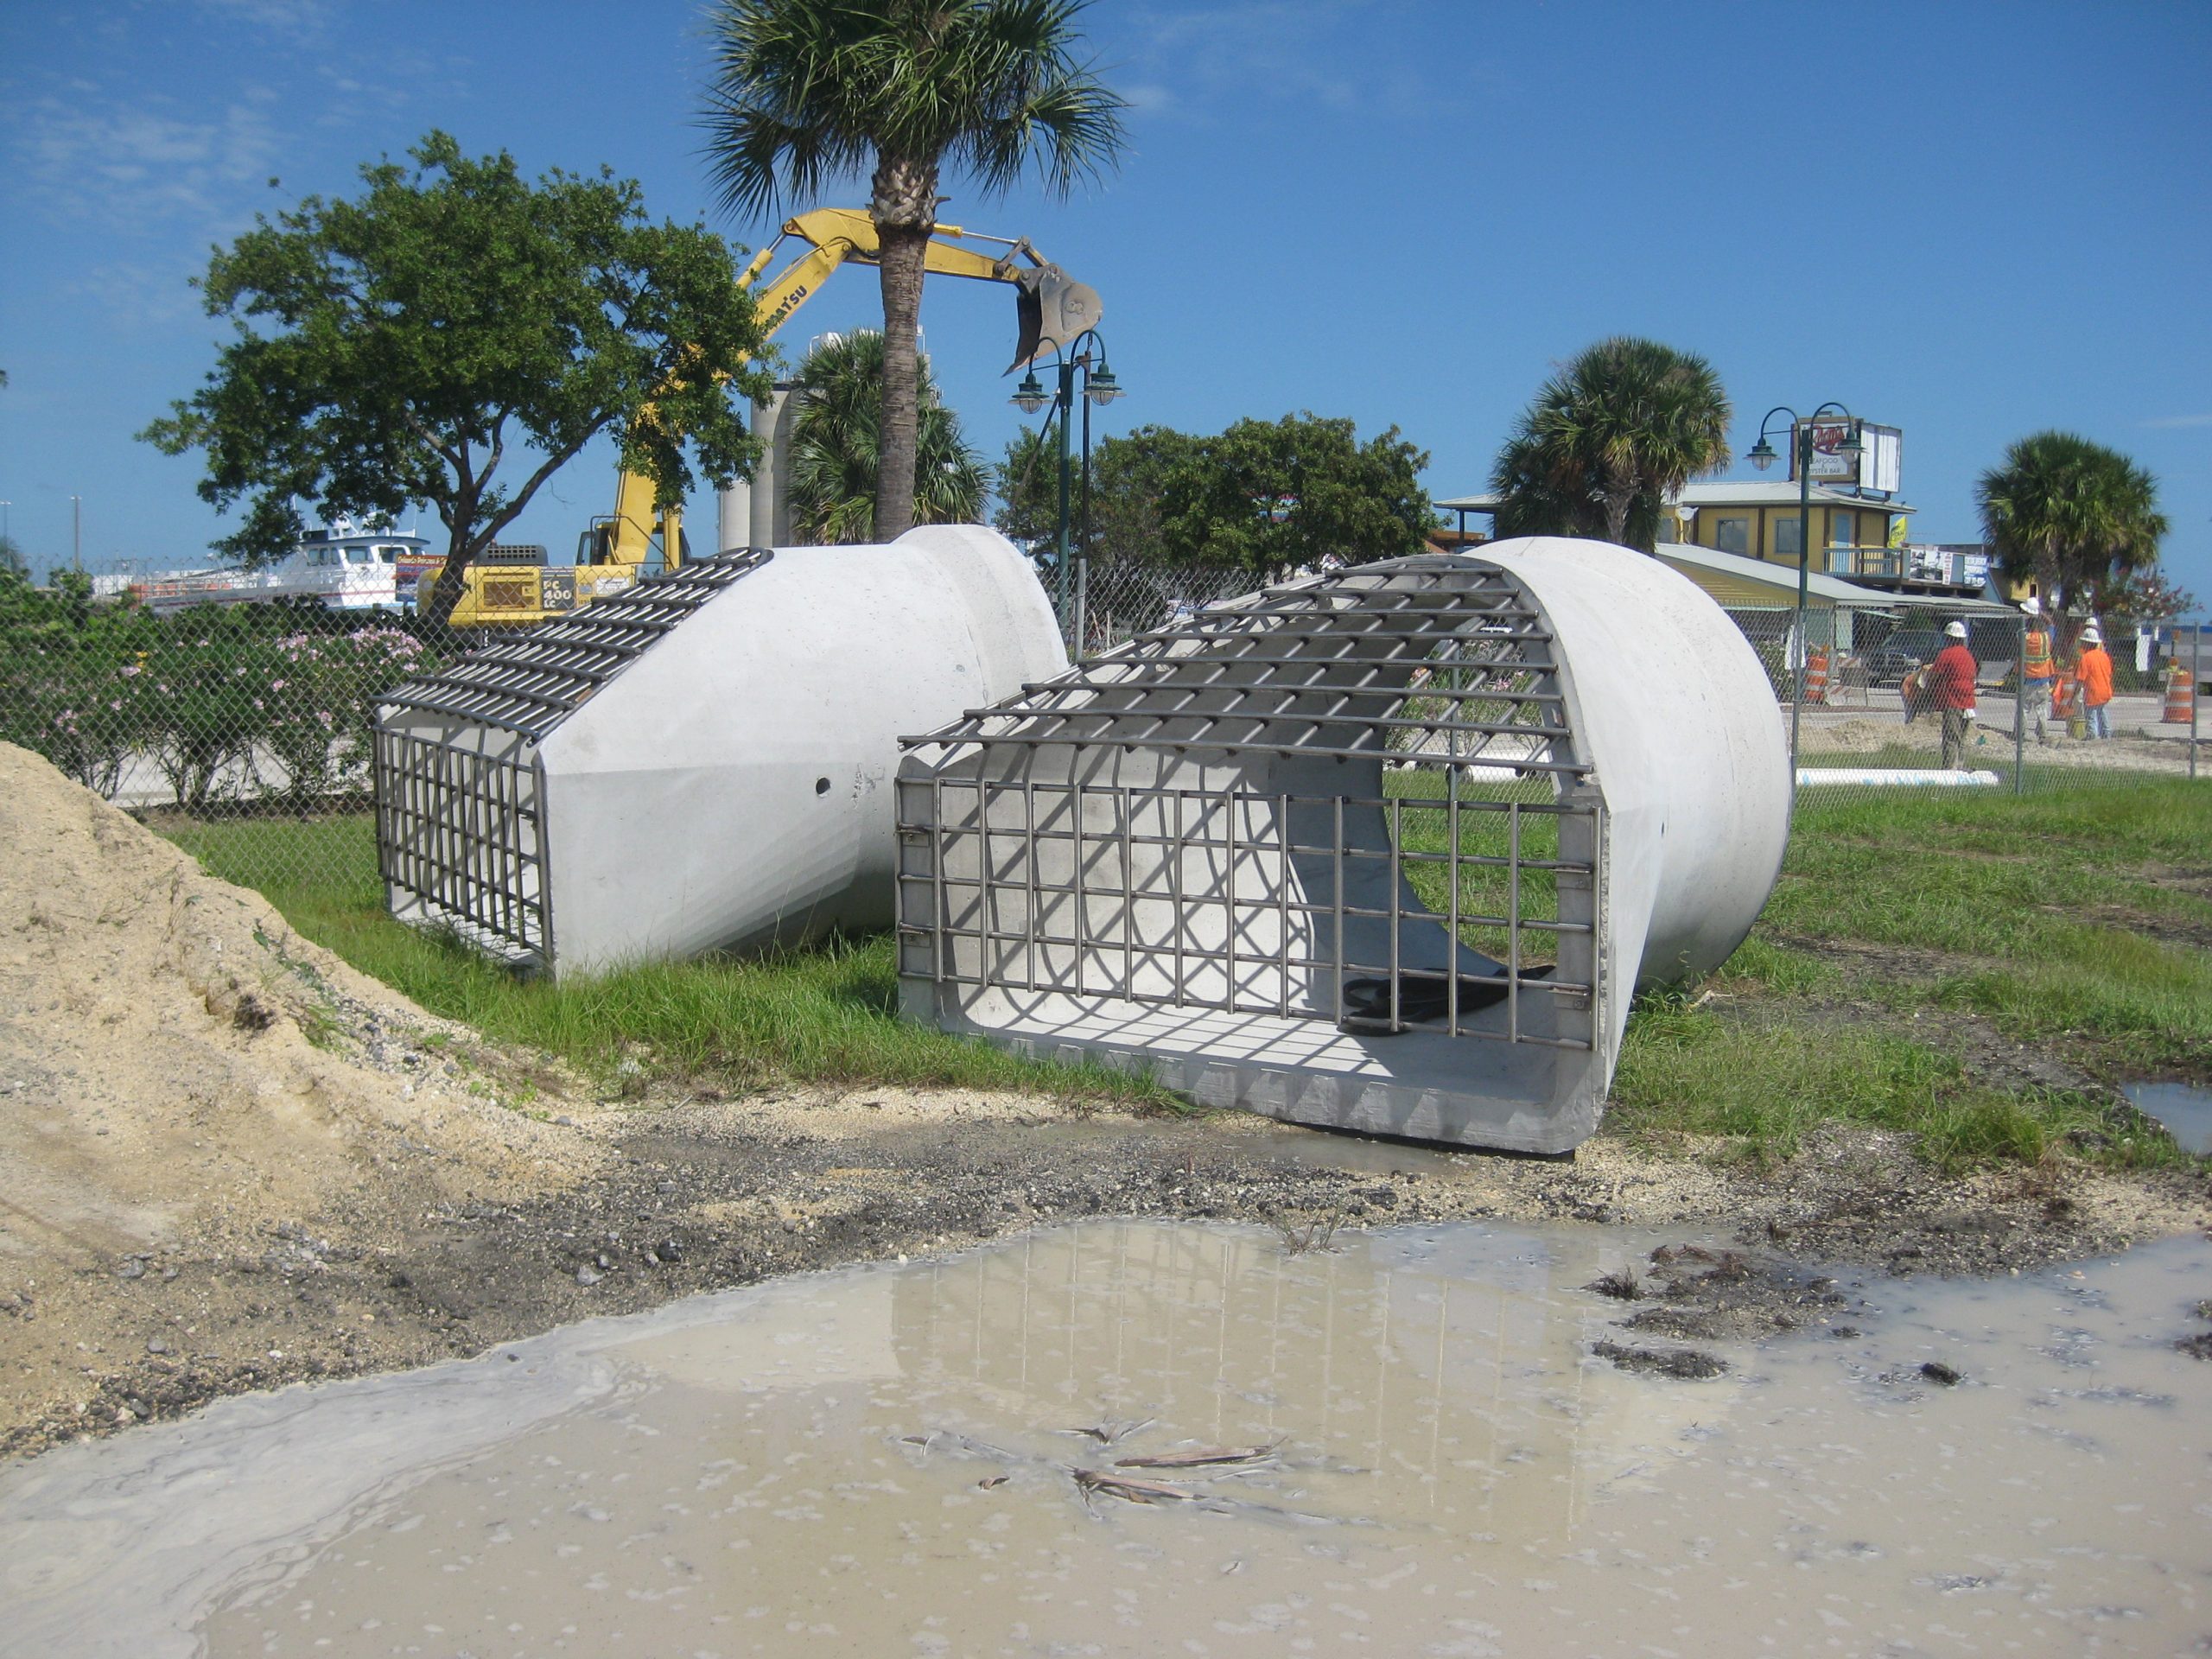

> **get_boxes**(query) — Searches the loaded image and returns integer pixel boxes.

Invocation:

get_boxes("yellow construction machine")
[442,207,1100,626]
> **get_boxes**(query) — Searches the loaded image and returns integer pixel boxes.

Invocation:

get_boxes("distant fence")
[1722,599,2205,801]
[2,561,2200,919]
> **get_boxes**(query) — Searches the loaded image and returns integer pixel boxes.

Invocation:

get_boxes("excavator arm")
[598,209,1101,571]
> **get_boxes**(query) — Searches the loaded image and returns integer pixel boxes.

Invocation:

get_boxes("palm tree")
[1977,431,2167,635]
[786,330,986,543]
[702,0,1125,543]
[1490,338,1732,553]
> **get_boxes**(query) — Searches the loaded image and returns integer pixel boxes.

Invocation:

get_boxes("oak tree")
[143,131,772,621]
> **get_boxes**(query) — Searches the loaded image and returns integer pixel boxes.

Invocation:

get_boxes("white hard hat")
[1944,620,1967,639]
[2020,596,2040,615]
[2083,625,2102,642]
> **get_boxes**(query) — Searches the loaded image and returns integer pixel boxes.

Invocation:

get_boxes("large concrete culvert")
[372,524,1065,976]
[893,537,1790,1153]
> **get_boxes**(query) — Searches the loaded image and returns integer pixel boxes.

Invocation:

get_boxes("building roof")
[1674,480,1916,513]
[1655,541,2017,613]
[1437,480,1916,516]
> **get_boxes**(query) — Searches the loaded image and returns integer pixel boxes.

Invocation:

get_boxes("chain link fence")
[3,561,2202,928]
[0,575,467,900]
[1721,598,2206,803]
[1065,557,1259,656]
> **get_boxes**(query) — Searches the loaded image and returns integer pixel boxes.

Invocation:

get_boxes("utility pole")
[72,494,82,572]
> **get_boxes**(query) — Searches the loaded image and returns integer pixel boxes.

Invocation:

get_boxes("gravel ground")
[4,741,2207,1463]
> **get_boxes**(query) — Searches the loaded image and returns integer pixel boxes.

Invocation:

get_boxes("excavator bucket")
[1008,264,1103,371]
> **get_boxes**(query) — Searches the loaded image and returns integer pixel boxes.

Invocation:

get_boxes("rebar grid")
[914,560,1586,776]
[899,557,1603,1048]
[378,549,771,741]
[372,724,547,964]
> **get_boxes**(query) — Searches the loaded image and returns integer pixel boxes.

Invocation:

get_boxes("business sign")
[1790,419,1903,494]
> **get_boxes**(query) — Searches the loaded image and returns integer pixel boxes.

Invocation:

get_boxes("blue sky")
[3,0,2208,606]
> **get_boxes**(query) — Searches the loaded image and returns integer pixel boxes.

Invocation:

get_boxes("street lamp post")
[1746,404,1859,771]
[1011,330,1122,653]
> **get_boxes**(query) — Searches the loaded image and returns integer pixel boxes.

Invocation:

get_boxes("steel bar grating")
[380,549,772,741]
[373,724,547,965]
[372,550,772,963]
[910,558,1584,775]
[899,556,1604,1047]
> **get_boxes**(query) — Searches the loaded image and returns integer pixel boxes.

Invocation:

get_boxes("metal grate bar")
[379,549,770,741]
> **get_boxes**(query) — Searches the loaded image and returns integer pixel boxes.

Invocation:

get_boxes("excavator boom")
[447,210,1100,627]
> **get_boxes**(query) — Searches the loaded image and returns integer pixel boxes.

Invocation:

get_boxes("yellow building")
[1436,481,1998,601]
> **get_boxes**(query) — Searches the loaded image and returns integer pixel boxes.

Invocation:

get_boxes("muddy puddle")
[4,1220,2209,1657]
[2127,1079,2212,1154]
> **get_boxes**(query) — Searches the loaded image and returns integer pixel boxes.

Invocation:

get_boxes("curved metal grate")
[897,554,1604,1047]
[378,548,772,742]
[908,556,1584,776]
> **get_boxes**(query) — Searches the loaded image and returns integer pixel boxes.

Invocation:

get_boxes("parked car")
[1865,629,1944,688]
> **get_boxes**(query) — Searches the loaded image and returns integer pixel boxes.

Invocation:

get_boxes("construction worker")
[2020,598,2056,744]
[1930,620,1979,769]
[2075,622,2115,740]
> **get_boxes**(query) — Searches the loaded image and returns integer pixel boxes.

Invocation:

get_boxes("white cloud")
[2142,414,2212,429]
[1122,2,1435,120]
[194,0,334,37]
[17,93,285,228]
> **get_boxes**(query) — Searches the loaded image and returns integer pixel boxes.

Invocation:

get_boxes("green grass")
[156,772,2212,1169]
[1608,1001,2165,1173]
[1758,776,2212,1071]
[162,812,1171,1106]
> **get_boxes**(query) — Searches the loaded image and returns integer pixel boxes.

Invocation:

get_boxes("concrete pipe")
[375,524,1065,977]
[893,537,1790,1153]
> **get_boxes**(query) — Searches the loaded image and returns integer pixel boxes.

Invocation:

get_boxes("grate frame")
[373,719,550,965]
[372,549,773,964]
[897,556,1605,1049]
[378,548,772,741]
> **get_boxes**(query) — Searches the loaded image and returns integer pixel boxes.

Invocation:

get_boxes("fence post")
[1787,613,1802,779]
[2013,609,2026,795]
[1072,552,1089,664]
[2193,622,2202,784]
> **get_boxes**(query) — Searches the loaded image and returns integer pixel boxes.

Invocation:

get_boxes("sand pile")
[0,741,589,1281]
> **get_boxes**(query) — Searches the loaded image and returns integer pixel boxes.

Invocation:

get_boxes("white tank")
[374,524,1065,977]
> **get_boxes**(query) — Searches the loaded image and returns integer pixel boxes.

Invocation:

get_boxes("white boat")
[92,516,438,614]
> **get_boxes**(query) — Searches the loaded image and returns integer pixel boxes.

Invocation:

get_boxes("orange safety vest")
[2023,627,2054,683]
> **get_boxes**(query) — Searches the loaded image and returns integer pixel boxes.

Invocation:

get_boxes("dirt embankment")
[3,741,2206,1462]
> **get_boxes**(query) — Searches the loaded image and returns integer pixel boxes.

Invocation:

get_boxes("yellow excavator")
[442,207,1101,626]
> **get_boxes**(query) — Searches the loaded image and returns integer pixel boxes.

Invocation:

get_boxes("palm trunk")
[873,226,927,543]
[870,154,938,545]
[1602,487,1636,550]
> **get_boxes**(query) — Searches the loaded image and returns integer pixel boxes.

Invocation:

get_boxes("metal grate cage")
[897,556,1604,1050]
[372,549,772,963]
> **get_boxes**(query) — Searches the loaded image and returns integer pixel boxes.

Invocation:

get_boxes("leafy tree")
[996,414,1433,578]
[1143,415,1433,576]
[1489,337,1732,553]
[993,425,1062,553]
[786,330,985,542]
[2110,570,2196,625]
[1977,431,2169,635]
[0,534,26,579]
[141,131,772,623]
[702,0,1126,545]
[992,419,1163,571]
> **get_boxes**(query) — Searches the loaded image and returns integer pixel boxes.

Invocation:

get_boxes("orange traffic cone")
[1804,646,1830,705]
[2164,661,2196,724]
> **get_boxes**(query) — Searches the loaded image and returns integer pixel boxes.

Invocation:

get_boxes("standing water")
[3,1219,2209,1656]
[2125,1080,2212,1155]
